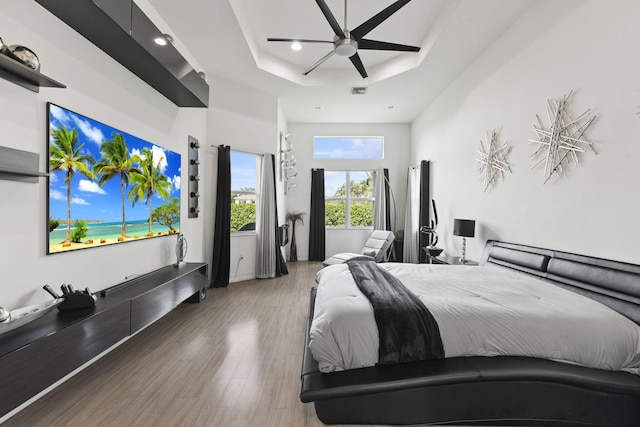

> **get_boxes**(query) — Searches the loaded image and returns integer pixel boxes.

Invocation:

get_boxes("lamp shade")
[453,219,475,238]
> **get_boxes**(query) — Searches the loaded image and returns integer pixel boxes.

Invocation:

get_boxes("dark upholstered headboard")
[479,240,640,326]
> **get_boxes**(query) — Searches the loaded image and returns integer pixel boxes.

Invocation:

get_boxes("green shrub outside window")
[325,171,374,228]
[230,151,258,232]
[231,202,256,232]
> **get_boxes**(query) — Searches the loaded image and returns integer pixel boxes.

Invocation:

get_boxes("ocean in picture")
[49,219,181,247]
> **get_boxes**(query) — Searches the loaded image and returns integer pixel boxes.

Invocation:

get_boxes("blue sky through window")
[314,137,383,159]
[324,171,346,197]
[231,151,258,191]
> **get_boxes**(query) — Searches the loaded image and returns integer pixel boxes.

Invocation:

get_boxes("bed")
[300,240,640,426]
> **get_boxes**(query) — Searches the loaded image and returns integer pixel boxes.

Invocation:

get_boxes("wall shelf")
[0,53,66,92]
[0,146,49,183]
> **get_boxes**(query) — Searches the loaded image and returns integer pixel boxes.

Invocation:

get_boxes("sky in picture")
[48,104,181,223]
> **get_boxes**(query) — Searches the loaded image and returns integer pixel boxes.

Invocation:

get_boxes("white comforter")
[310,263,640,374]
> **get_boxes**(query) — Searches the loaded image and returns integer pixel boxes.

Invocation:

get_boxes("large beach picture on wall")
[47,103,181,254]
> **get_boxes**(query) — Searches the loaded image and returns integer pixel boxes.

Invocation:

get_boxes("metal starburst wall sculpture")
[529,91,596,184]
[475,128,512,192]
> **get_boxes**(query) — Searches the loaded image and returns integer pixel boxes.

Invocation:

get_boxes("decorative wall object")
[475,128,512,191]
[188,136,200,218]
[0,36,8,56]
[529,91,596,184]
[420,199,442,256]
[280,132,297,194]
[0,36,40,70]
[7,45,40,71]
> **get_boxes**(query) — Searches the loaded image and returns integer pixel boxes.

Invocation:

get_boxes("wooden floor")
[5,261,331,427]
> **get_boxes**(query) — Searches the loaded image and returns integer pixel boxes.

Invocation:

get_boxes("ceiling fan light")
[334,38,358,57]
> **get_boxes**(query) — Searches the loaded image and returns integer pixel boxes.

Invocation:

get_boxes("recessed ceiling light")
[291,41,302,51]
[154,34,174,46]
[387,105,394,109]
[315,106,323,110]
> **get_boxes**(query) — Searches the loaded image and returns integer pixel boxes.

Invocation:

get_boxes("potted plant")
[286,211,305,262]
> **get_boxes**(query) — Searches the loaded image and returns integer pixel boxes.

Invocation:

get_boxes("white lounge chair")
[323,230,395,266]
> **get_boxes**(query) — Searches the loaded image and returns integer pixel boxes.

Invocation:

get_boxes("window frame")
[325,170,376,229]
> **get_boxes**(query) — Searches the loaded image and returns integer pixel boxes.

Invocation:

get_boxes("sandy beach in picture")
[48,229,180,254]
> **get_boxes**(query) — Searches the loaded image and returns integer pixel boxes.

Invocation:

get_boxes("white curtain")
[403,167,420,263]
[255,154,277,278]
[373,169,387,230]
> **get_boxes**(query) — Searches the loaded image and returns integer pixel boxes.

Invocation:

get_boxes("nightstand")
[427,255,478,266]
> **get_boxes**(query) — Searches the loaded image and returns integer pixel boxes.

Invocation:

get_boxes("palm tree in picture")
[94,133,141,239]
[49,126,96,244]
[127,148,172,235]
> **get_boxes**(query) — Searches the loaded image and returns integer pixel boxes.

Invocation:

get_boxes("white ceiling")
[145,0,535,123]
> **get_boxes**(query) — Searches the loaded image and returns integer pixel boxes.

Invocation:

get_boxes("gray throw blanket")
[347,260,444,365]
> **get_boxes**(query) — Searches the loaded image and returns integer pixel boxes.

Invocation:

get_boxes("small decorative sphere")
[8,45,40,71]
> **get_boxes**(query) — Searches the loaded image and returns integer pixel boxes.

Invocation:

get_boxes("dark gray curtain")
[309,168,325,261]
[211,145,231,287]
[418,160,430,264]
[384,168,391,232]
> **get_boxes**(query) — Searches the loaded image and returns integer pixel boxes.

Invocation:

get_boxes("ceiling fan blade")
[302,50,336,75]
[316,0,346,38]
[358,38,420,52]
[351,0,412,40]
[349,53,368,78]
[267,38,333,44]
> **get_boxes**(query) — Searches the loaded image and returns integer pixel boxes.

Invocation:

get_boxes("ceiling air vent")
[351,87,368,95]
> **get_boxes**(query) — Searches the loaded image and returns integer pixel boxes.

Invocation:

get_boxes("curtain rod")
[211,145,264,157]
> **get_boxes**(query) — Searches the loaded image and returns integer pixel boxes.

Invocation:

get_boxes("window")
[230,151,258,232]
[314,137,383,159]
[325,171,374,228]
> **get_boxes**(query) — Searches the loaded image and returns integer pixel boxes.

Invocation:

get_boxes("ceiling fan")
[267,0,420,78]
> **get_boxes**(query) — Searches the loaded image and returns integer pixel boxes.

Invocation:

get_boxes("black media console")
[0,262,208,418]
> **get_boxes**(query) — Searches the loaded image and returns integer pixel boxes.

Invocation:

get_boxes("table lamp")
[453,219,475,264]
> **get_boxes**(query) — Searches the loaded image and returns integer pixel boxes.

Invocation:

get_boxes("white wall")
[411,0,640,264]
[286,123,411,260]
[0,1,206,310]
[204,77,281,282]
